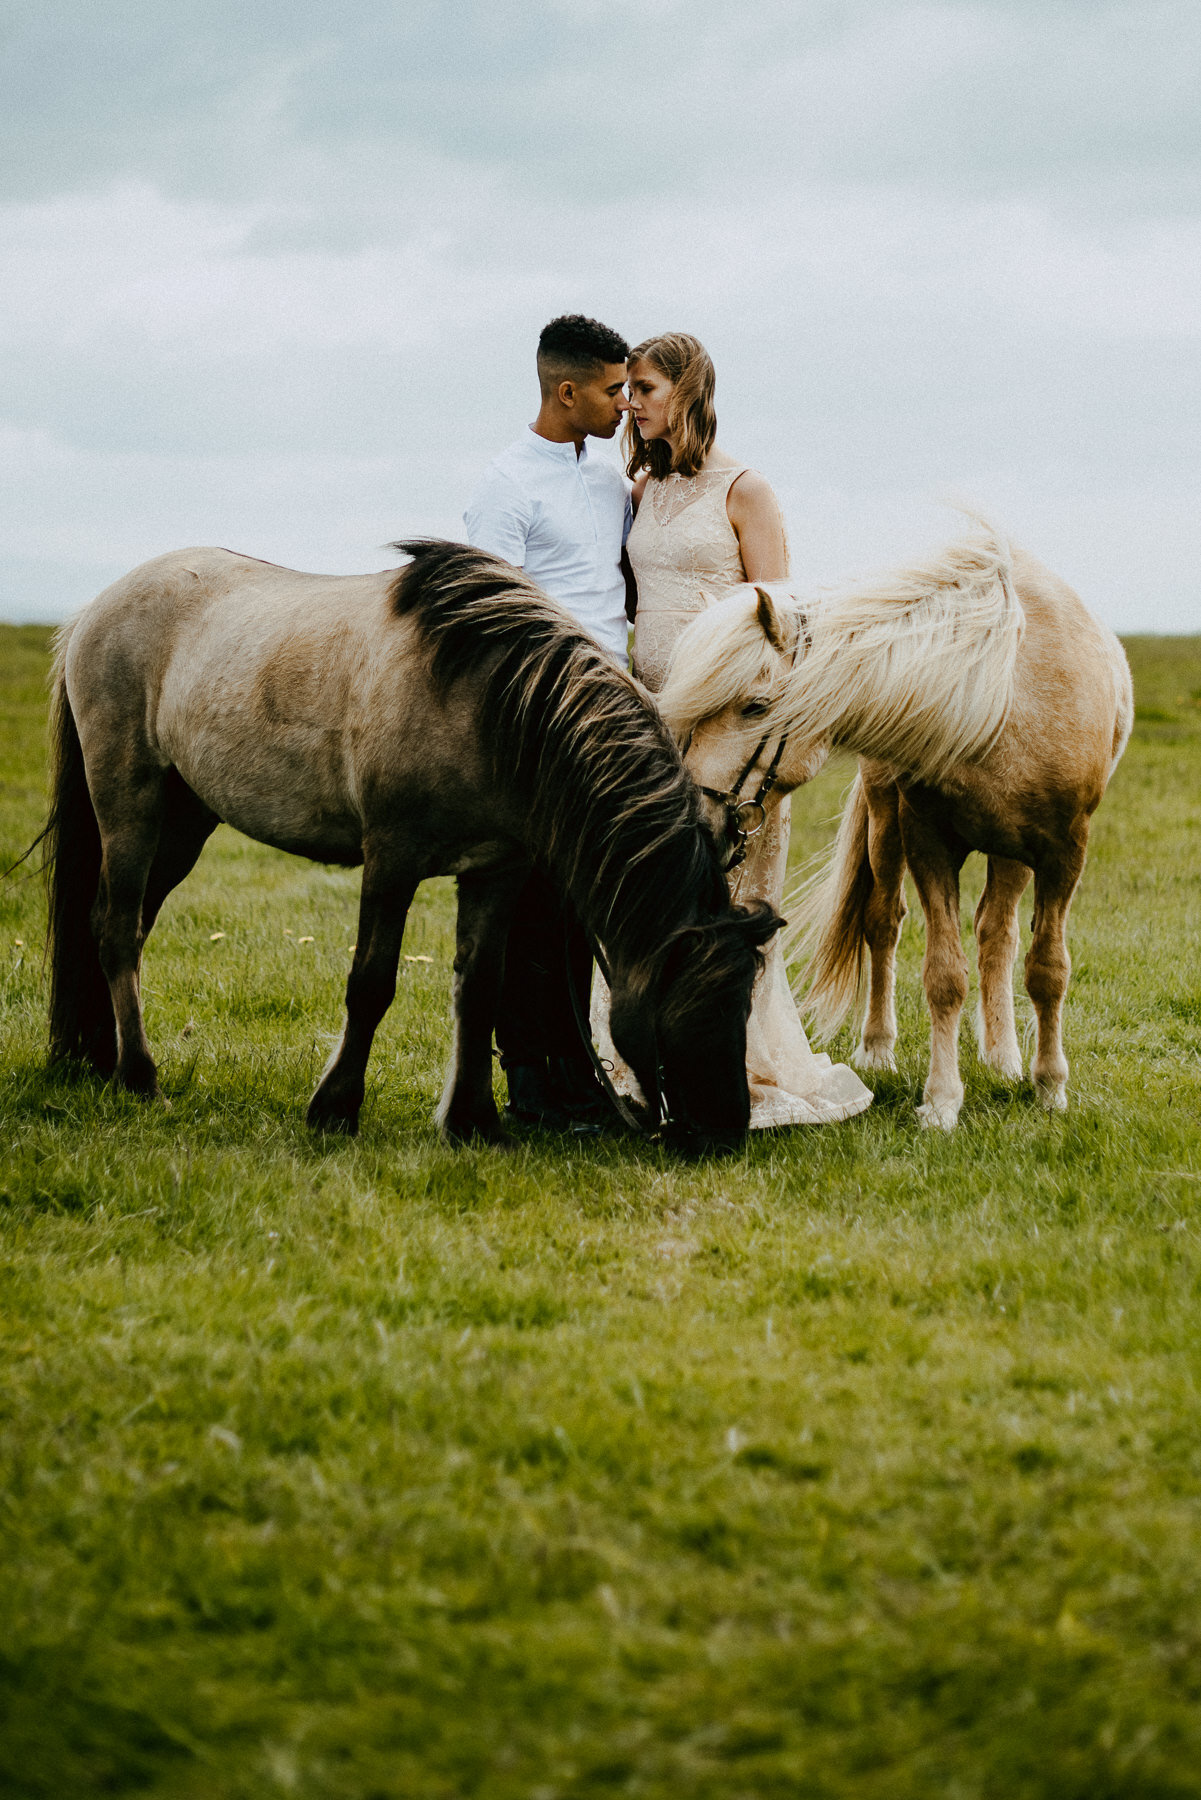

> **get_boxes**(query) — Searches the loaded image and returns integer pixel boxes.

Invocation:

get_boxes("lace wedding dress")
[594,465,872,1130]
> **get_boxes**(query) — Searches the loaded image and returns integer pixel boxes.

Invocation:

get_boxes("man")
[465,313,632,1129]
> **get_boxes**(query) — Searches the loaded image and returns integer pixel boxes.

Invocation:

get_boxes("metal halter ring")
[730,797,768,840]
[700,727,789,871]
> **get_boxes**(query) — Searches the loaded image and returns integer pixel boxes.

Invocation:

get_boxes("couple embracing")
[465,314,870,1133]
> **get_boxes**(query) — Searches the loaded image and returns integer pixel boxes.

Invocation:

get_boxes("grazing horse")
[655,524,1133,1129]
[41,540,780,1144]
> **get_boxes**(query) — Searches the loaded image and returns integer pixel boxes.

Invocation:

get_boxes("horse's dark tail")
[44,646,116,1072]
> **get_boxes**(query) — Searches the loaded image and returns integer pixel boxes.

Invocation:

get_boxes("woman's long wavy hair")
[624,333,717,480]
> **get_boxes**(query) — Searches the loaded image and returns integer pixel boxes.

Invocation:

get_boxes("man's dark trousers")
[495,868,593,1078]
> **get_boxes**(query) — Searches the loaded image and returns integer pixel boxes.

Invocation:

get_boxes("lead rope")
[566,939,659,1136]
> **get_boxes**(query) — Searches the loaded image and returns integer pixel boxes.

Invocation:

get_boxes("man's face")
[566,362,629,438]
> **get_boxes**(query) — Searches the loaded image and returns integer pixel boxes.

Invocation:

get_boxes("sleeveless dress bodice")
[627,466,747,692]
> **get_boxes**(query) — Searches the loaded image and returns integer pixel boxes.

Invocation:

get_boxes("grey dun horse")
[40,540,780,1144]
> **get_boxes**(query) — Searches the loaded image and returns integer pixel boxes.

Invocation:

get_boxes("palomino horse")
[41,540,780,1145]
[656,525,1133,1129]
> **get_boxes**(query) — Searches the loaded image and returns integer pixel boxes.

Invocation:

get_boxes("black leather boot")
[549,1056,614,1133]
[503,1061,574,1130]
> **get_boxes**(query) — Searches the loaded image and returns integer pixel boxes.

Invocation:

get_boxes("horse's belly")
[164,719,364,863]
[900,773,1043,866]
[442,841,520,875]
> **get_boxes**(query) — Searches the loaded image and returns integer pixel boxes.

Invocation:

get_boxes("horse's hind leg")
[308,846,420,1135]
[899,793,969,1130]
[1025,831,1088,1112]
[90,770,169,1096]
[974,855,1030,1081]
[141,770,218,935]
[437,867,526,1144]
[855,774,907,1071]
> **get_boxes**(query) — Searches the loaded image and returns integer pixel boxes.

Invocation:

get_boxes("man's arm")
[464,467,532,567]
[621,545,638,622]
[620,479,638,621]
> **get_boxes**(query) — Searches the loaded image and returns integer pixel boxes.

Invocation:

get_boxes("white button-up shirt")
[464,428,633,665]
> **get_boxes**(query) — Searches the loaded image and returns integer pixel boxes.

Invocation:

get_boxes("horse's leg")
[307,850,420,1135]
[1025,831,1089,1112]
[90,769,168,1097]
[974,855,1031,1081]
[899,795,969,1130]
[855,774,907,1071]
[437,867,526,1145]
[140,770,218,934]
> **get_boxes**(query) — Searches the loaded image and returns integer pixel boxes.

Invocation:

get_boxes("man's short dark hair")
[537,314,629,395]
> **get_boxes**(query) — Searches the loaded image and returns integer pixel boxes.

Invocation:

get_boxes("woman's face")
[628,361,675,444]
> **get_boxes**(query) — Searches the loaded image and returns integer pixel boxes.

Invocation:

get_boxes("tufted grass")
[1,624,1200,1799]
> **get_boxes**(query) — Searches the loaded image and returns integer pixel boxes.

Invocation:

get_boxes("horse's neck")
[570,830,711,977]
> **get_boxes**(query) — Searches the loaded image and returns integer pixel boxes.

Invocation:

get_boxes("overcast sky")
[2,0,1198,629]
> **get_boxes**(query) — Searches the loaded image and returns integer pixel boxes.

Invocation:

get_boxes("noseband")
[698,606,811,873]
[568,936,664,1137]
[699,728,789,871]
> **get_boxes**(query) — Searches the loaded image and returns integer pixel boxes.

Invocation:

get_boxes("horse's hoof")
[917,1100,960,1131]
[307,1097,360,1135]
[441,1117,510,1147]
[854,1042,896,1072]
[982,1049,1024,1082]
[116,1062,161,1100]
[1034,1081,1068,1113]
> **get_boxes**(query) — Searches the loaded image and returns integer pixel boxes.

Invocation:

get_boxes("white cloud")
[1,1,1199,632]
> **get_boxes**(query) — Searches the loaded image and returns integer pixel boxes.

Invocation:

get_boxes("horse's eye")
[741,698,770,718]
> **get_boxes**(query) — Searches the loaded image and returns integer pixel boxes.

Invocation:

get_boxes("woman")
[604,332,871,1130]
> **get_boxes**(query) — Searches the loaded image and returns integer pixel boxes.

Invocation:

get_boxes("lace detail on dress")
[628,466,747,693]
[649,467,742,527]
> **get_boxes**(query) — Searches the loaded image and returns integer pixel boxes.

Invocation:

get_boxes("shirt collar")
[526,426,588,464]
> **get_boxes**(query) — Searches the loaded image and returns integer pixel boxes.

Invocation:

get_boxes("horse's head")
[657,585,828,865]
[608,900,783,1152]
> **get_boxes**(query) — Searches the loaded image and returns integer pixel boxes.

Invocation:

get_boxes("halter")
[568,936,664,1137]
[699,727,789,871]
[696,604,811,872]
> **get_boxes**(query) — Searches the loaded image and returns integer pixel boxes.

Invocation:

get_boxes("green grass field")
[2,623,1200,1799]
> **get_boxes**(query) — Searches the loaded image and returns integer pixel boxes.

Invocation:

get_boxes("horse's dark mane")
[390,539,729,960]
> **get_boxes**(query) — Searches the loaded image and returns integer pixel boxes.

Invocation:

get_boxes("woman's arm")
[727,469,789,581]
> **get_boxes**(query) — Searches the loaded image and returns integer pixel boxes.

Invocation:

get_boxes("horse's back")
[1005,548,1132,792]
[61,549,423,861]
[919,549,1132,862]
[66,548,414,702]
[70,547,400,648]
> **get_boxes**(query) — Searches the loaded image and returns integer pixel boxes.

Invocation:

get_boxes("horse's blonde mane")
[657,585,794,744]
[661,521,1027,783]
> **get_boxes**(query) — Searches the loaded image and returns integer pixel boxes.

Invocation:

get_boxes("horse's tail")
[794,774,874,1039]
[44,641,115,1072]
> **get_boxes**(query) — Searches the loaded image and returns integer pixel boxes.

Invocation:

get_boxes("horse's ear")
[754,586,796,656]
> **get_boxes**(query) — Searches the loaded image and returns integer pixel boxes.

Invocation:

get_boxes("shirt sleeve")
[464,467,532,567]
[622,483,634,547]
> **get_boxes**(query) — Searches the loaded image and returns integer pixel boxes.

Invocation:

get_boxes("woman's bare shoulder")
[726,466,780,515]
[727,465,775,498]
